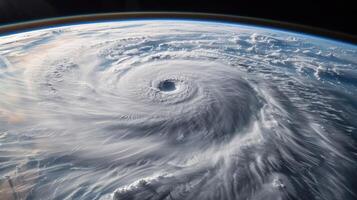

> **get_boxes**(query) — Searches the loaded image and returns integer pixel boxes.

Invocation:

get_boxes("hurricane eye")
[158,80,176,92]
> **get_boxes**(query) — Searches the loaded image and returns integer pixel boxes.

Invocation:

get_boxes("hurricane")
[0,20,356,200]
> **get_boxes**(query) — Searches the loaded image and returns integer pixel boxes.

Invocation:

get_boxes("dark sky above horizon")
[0,0,356,36]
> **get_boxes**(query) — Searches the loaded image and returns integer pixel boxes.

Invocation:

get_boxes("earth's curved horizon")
[1,12,356,45]
[0,19,356,200]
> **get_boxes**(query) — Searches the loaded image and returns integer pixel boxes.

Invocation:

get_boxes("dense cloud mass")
[0,20,356,200]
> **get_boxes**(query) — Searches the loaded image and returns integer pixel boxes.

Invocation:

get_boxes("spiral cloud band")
[0,20,356,200]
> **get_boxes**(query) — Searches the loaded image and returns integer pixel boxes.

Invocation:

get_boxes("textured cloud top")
[0,20,356,200]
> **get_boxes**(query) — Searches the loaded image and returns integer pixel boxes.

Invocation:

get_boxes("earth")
[0,19,356,200]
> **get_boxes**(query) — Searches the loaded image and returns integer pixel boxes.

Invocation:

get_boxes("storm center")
[158,80,176,92]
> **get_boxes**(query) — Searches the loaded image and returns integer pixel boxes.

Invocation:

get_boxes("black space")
[0,0,356,36]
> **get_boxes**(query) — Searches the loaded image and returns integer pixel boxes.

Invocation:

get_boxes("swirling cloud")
[0,20,356,200]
